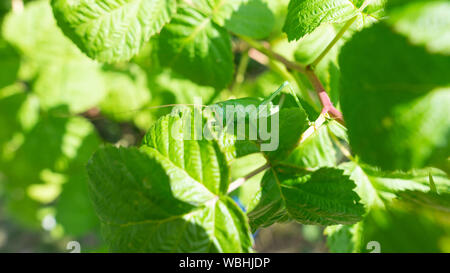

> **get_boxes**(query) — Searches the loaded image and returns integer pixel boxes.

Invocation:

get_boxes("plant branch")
[241,36,345,125]
[310,15,358,68]
[227,163,271,193]
[304,68,345,125]
[247,48,317,109]
[239,35,306,74]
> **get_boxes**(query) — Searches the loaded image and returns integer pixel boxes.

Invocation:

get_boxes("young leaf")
[158,6,234,89]
[87,146,253,252]
[51,0,177,63]
[248,166,365,231]
[340,23,450,171]
[283,0,386,41]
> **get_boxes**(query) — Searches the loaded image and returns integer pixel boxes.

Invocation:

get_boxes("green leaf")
[142,112,230,195]
[51,0,177,62]
[284,0,356,41]
[387,0,450,55]
[87,145,253,252]
[397,190,450,213]
[224,0,275,39]
[340,23,450,171]
[339,162,384,209]
[340,162,450,207]
[281,125,336,169]
[158,6,234,89]
[248,166,365,231]
[283,0,386,41]
[328,161,450,252]
[100,64,151,121]
[33,59,106,113]
[326,205,450,253]
[3,0,92,66]
[194,0,248,26]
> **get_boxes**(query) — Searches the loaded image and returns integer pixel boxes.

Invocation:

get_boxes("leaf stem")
[304,68,345,125]
[309,15,358,68]
[239,35,306,73]
[232,49,250,92]
[227,163,271,193]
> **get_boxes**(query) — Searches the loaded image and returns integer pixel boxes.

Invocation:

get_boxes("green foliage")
[265,108,308,161]
[249,166,365,231]
[158,6,234,89]
[100,64,151,121]
[87,143,252,252]
[340,23,450,171]
[0,0,449,254]
[283,0,386,41]
[3,0,107,113]
[51,0,177,62]
[282,125,336,169]
[387,0,450,54]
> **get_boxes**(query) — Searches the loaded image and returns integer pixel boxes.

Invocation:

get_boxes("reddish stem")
[305,67,345,125]
[242,37,345,125]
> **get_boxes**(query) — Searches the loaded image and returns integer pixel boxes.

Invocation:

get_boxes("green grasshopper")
[206,81,303,146]
[210,81,302,127]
